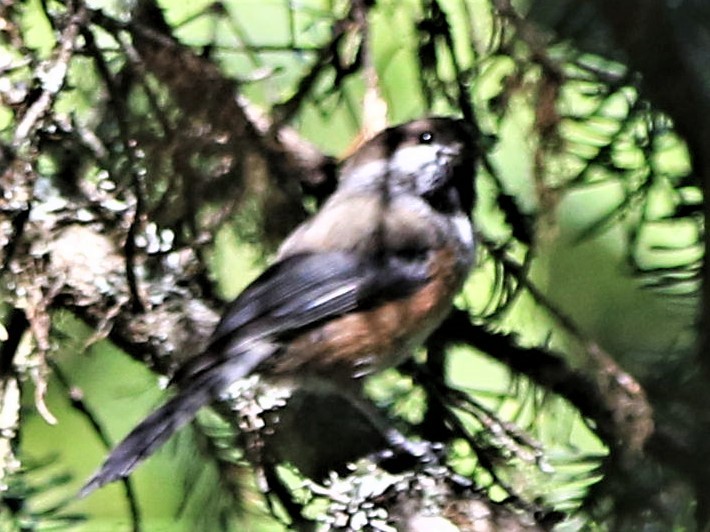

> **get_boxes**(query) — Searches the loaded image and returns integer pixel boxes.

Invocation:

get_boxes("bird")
[80,116,479,497]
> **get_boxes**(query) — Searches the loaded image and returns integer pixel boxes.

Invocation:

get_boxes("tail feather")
[80,342,278,497]
[79,377,213,497]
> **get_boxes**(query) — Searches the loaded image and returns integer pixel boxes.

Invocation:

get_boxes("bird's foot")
[372,438,445,473]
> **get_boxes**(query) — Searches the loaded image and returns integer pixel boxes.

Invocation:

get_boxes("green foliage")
[0,0,704,530]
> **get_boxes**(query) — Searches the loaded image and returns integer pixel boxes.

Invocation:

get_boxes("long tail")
[80,344,277,497]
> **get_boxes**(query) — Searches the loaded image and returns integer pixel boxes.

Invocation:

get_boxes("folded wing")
[81,249,431,496]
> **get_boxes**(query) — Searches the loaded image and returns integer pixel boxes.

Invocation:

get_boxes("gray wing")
[81,250,430,496]
[214,250,430,342]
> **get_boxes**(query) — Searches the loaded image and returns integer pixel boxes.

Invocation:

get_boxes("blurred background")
[1,0,707,530]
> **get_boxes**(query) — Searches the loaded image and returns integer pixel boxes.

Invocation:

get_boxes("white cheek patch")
[391,143,448,196]
[339,142,455,197]
[389,143,440,176]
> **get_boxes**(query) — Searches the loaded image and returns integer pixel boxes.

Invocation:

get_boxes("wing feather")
[81,250,431,496]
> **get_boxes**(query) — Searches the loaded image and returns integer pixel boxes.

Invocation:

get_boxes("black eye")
[418,131,434,144]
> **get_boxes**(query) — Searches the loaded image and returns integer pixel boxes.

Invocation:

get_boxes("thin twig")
[12,3,87,150]
[49,360,142,532]
[81,26,146,312]
[271,2,367,128]
[480,239,653,453]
